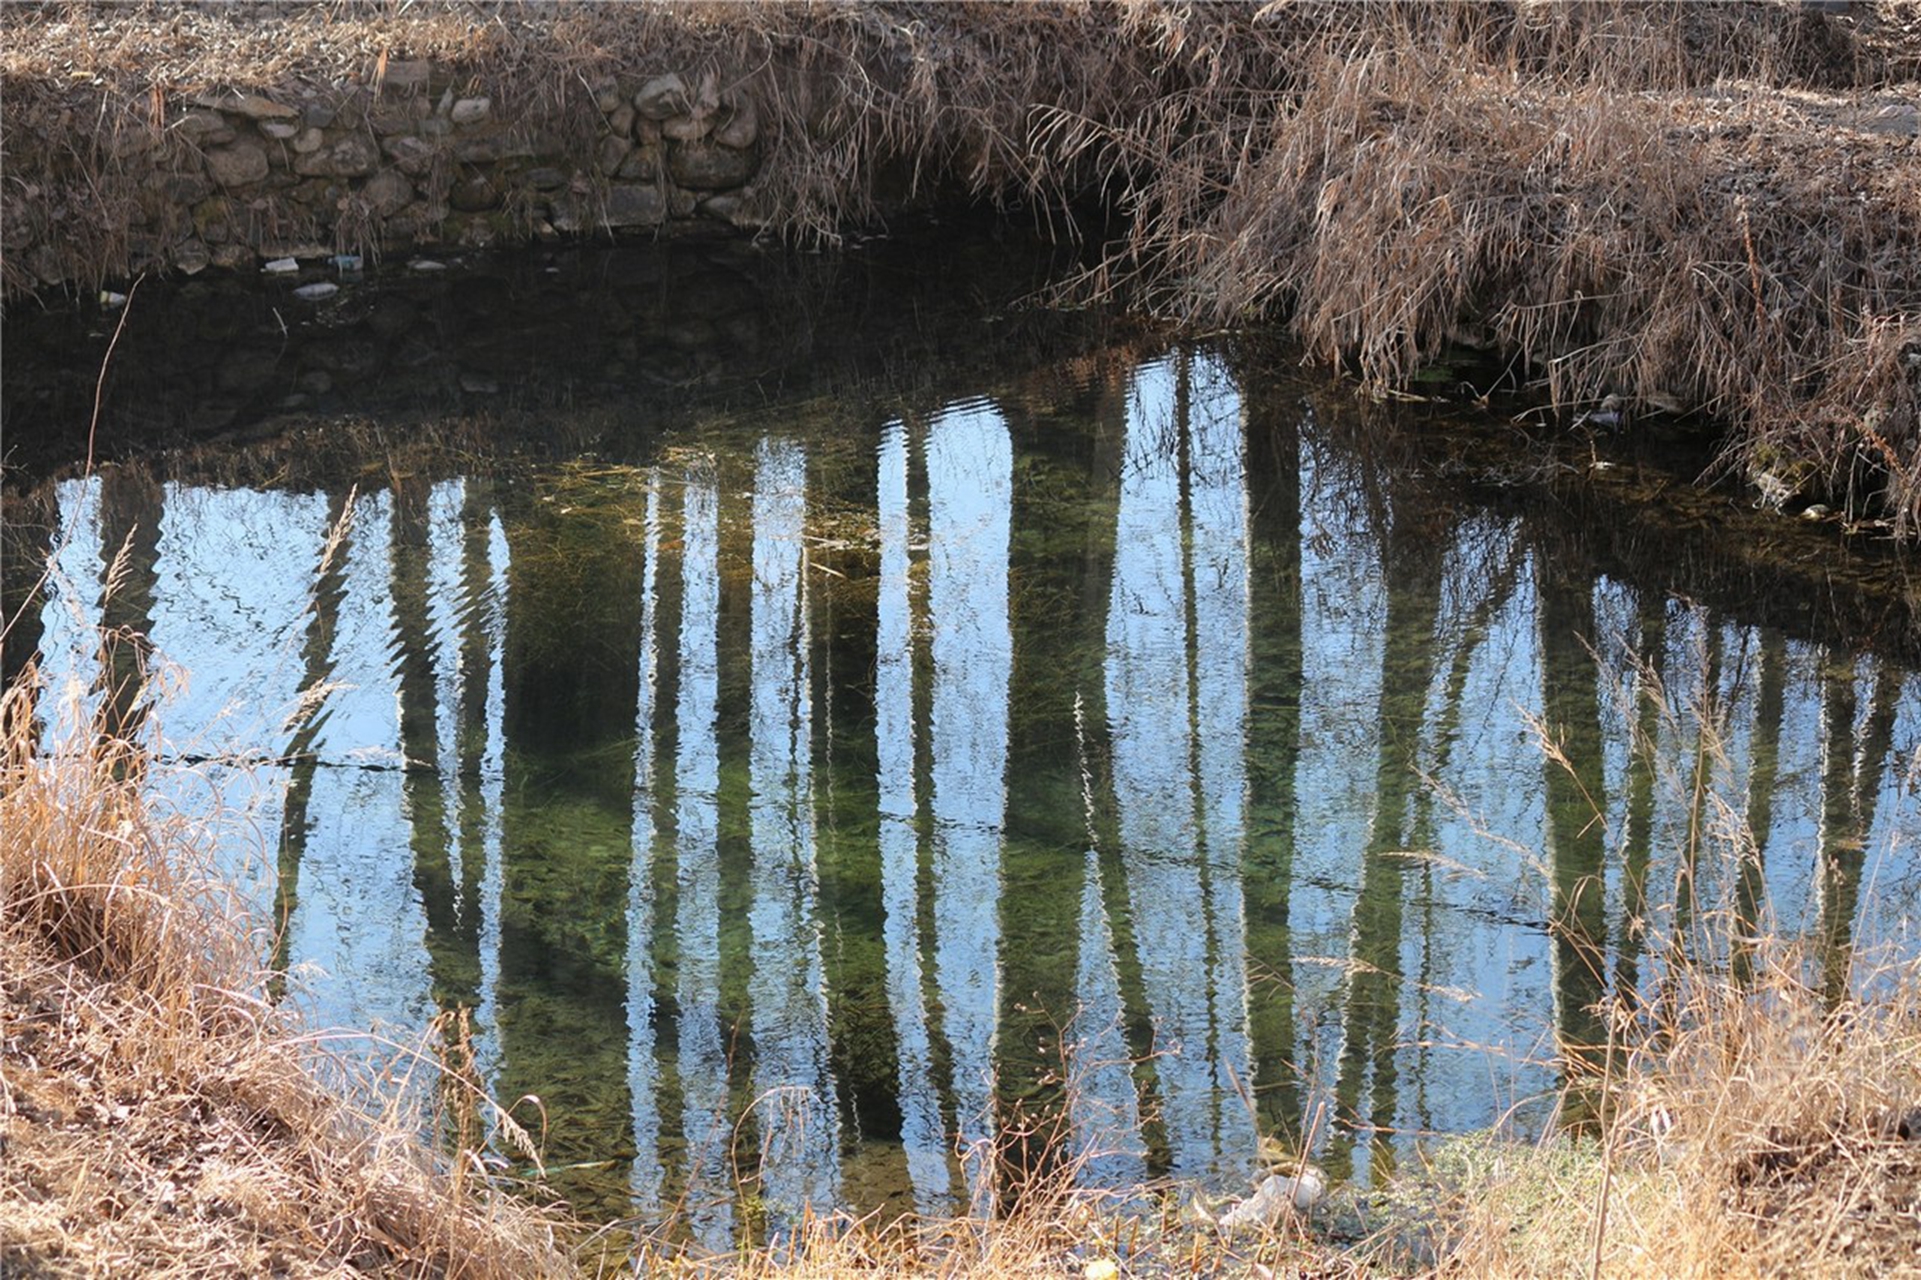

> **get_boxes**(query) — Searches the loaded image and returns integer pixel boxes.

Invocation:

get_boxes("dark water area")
[6,226,1921,1236]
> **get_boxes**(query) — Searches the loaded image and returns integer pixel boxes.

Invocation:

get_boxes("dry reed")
[4,2,1918,522]
[1400,645,1921,1279]
[0,670,570,1279]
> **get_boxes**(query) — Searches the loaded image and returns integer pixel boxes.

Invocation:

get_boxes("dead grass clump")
[5,4,1916,527]
[1041,4,1921,527]
[1405,953,1921,1280]
[1400,644,1921,1279]
[1628,952,1921,1278]
[0,674,569,1279]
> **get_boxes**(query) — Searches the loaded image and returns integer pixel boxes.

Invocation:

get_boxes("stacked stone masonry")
[8,61,769,287]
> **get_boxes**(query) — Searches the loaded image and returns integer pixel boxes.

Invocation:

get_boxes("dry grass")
[1390,647,1921,1280]
[0,671,570,1279]
[3,2,1919,526]
[1388,948,1921,1280]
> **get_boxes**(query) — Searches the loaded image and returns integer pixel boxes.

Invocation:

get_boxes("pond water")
[8,240,1921,1236]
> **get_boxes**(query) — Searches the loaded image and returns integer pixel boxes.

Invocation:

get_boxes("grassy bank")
[4,2,1919,527]
[0,678,570,1278]
[6,651,1921,1276]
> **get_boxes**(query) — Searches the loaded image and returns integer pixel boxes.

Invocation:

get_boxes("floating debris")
[332,254,364,275]
[292,282,339,301]
[262,257,299,275]
[410,259,447,272]
[98,290,127,309]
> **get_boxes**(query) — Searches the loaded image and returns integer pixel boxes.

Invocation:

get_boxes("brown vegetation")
[0,677,569,1279]
[3,1,1921,522]
[3,2,1919,524]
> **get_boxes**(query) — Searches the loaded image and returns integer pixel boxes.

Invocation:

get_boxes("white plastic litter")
[1214,1169,1328,1232]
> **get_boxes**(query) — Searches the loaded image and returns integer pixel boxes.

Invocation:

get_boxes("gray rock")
[634,74,688,121]
[667,139,759,190]
[293,148,334,177]
[598,133,634,172]
[592,77,623,115]
[715,98,759,150]
[361,168,415,216]
[609,104,636,137]
[1859,103,1919,137]
[603,183,666,227]
[661,113,712,143]
[450,96,492,125]
[259,119,300,140]
[523,166,569,191]
[177,111,235,145]
[419,116,453,139]
[381,134,437,175]
[617,144,661,180]
[697,193,760,227]
[173,239,211,275]
[330,135,379,177]
[302,100,338,129]
[292,125,326,154]
[206,142,270,188]
[450,174,500,212]
[222,93,299,121]
[453,130,538,163]
[211,243,253,271]
[668,183,698,218]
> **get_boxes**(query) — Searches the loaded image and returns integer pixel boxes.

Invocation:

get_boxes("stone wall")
[6,61,773,289]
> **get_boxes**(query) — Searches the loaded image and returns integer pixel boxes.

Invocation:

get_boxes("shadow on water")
[7,228,1921,1232]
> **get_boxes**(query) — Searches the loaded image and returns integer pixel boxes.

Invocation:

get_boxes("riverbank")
[4,2,1918,527]
[0,685,570,1278]
[6,666,1920,1276]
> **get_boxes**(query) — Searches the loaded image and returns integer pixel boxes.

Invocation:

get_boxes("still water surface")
[22,345,1921,1231]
